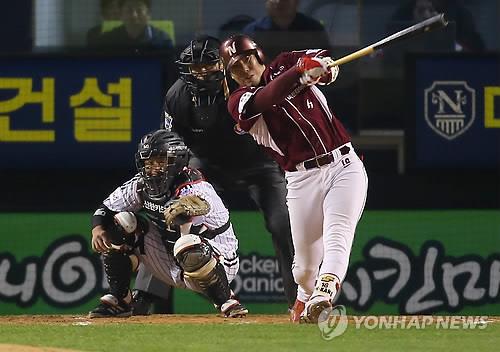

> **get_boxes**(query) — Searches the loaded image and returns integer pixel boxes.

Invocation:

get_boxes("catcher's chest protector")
[140,168,205,249]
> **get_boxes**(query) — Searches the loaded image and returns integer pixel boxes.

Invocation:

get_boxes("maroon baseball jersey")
[228,49,350,171]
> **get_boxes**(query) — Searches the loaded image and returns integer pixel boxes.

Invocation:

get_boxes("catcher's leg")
[132,264,173,315]
[88,250,138,318]
[174,235,248,318]
[89,213,139,318]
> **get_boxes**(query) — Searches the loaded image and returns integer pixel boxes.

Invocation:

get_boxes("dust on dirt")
[0,314,291,325]
[0,314,498,326]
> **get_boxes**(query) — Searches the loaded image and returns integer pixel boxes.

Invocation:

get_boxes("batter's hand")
[91,225,112,253]
[318,64,340,86]
[297,56,336,86]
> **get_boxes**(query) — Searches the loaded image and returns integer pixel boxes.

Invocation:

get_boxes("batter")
[220,35,368,323]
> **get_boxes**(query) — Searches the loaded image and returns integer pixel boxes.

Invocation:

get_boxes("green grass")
[0,322,499,352]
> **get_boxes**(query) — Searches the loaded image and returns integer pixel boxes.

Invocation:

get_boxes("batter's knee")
[292,266,316,293]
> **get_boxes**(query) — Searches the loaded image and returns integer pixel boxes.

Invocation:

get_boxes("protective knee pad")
[174,235,231,306]
[292,266,316,294]
[114,212,138,233]
[102,251,132,299]
[108,212,147,250]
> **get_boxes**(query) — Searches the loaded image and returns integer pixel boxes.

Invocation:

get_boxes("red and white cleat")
[290,299,306,323]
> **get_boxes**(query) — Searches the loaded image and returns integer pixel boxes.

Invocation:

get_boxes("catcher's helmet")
[219,34,265,71]
[177,36,225,98]
[135,130,189,197]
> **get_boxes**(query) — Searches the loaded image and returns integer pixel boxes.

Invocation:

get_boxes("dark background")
[0,0,498,213]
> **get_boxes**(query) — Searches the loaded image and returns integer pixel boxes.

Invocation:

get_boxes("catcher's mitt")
[164,195,210,227]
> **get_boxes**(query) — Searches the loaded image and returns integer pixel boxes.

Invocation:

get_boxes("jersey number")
[341,157,351,167]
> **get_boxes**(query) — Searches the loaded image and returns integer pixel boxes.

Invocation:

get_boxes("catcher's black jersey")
[162,79,273,169]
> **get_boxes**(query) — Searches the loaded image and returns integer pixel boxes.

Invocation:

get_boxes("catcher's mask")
[135,130,189,198]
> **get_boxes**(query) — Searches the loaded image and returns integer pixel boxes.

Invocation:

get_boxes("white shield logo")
[424,81,475,140]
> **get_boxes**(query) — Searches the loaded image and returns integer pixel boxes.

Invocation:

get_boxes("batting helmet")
[135,130,189,197]
[219,34,265,71]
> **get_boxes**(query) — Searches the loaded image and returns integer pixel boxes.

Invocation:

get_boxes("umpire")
[132,35,297,312]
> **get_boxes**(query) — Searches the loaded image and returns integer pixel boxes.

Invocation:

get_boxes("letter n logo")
[424,81,475,140]
[228,42,237,57]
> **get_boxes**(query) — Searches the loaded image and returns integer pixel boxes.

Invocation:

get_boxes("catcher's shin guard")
[174,235,231,306]
[102,251,133,300]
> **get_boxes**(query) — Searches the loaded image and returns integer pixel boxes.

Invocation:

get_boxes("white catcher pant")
[285,144,368,302]
[133,222,239,293]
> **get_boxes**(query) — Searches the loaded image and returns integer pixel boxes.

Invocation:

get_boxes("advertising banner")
[412,55,500,168]
[0,56,165,169]
[0,211,499,315]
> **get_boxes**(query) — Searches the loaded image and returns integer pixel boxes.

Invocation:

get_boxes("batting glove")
[297,56,336,86]
[318,64,340,86]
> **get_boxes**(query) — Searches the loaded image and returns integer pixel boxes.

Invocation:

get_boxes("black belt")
[190,220,231,240]
[299,145,350,171]
[155,220,231,253]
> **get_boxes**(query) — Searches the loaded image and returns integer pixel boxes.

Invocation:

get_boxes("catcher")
[88,129,248,318]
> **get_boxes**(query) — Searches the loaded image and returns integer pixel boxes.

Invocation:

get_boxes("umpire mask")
[177,36,225,127]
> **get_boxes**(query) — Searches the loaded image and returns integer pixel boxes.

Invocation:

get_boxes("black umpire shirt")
[162,79,275,172]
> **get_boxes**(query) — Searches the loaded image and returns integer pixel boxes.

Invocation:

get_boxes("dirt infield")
[0,314,498,326]
[0,314,290,325]
[0,345,83,352]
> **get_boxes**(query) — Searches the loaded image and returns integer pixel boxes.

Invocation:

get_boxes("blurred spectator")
[86,0,121,46]
[90,0,173,50]
[389,0,485,52]
[218,14,255,39]
[242,0,330,59]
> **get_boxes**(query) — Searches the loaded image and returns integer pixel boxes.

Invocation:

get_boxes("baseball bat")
[331,13,449,67]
